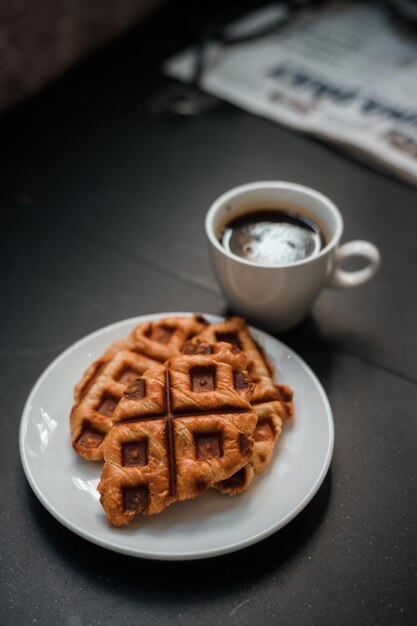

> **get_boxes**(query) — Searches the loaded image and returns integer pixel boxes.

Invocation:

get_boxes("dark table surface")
[2,2,417,625]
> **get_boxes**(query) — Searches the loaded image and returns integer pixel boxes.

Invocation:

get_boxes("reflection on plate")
[19,313,334,560]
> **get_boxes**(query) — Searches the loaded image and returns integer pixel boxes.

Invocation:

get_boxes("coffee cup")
[205,181,380,331]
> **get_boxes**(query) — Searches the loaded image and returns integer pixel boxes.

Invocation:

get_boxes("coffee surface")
[220,209,324,266]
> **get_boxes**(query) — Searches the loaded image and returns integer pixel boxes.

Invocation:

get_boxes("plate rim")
[19,312,334,560]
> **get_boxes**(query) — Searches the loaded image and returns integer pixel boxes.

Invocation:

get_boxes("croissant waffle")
[127,314,209,362]
[98,343,257,526]
[185,317,294,494]
[70,315,208,460]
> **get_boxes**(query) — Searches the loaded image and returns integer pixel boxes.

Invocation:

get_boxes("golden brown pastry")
[127,314,209,362]
[98,342,257,526]
[70,315,209,460]
[184,317,294,494]
[71,348,159,460]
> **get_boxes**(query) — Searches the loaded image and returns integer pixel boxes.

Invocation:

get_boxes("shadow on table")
[221,305,380,389]
[25,467,332,603]
[222,307,341,385]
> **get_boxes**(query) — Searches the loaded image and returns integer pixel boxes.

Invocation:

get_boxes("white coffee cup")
[205,181,380,331]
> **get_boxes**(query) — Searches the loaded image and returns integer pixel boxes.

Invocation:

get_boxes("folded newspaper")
[165,1,417,186]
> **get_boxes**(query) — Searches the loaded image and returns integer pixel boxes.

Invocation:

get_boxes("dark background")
[1,2,417,624]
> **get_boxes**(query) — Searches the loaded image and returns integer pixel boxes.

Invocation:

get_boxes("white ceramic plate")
[19,313,334,561]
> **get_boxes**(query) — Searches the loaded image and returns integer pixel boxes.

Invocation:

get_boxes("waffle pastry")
[128,314,209,362]
[184,317,294,494]
[70,315,209,460]
[98,342,257,526]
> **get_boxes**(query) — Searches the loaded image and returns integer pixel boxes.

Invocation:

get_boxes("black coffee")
[219,209,325,266]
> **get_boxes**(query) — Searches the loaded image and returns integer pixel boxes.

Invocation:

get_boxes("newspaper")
[164,1,417,186]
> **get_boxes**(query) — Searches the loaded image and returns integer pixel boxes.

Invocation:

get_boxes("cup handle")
[327,240,381,288]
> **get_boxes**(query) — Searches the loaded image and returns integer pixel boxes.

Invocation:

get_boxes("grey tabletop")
[2,3,417,625]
